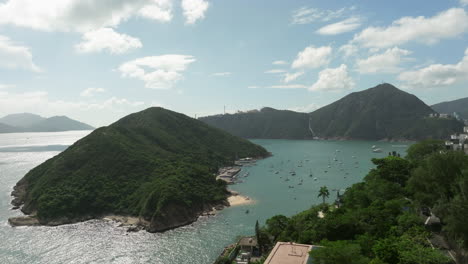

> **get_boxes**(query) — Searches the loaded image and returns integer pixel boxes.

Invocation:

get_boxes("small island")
[9,107,269,232]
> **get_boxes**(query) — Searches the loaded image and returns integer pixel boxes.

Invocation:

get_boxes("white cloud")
[247,85,261,89]
[339,43,358,58]
[272,60,288,65]
[357,47,411,74]
[398,48,468,88]
[75,28,142,54]
[212,72,231,77]
[288,103,321,113]
[0,0,161,32]
[316,17,361,35]
[181,0,209,24]
[461,0,468,6]
[265,69,287,74]
[268,84,308,89]
[292,45,332,69]
[139,0,173,22]
[80,87,106,97]
[118,54,196,89]
[353,8,468,49]
[0,35,41,72]
[310,64,355,91]
[283,71,304,83]
[291,6,355,24]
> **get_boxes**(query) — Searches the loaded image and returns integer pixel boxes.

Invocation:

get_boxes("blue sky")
[0,0,467,126]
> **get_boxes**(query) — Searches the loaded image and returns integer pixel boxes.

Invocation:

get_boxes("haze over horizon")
[1,0,468,127]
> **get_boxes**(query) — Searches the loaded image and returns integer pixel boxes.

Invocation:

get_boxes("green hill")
[10,107,268,232]
[200,107,312,139]
[0,113,94,133]
[309,83,463,140]
[201,84,463,140]
[432,96,468,120]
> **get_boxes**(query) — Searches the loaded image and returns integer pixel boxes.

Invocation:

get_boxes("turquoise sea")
[0,131,409,264]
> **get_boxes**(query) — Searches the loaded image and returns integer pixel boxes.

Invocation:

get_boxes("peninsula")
[9,107,268,232]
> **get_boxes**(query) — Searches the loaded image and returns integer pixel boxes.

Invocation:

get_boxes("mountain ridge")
[0,113,93,133]
[201,83,464,140]
[431,96,468,120]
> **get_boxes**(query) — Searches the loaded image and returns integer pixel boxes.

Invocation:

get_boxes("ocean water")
[0,132,409,264]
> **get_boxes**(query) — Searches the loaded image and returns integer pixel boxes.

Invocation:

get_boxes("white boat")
[372,148,383,153]
[313,177,318,181]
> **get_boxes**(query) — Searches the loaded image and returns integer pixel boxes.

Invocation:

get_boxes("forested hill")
[432,96,468,120]
[0,113,94,133]
[10,107,268,232]
[199,107,312,139]
[309,83,463,140]
[201,84,464,141]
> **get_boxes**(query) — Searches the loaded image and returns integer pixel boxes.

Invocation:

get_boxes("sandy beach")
[228,194,254,206]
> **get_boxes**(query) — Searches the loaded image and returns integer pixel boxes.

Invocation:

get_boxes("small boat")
[289,185,294,189]
[372,148,383,153]
[314,177,318,181]
[245,209,249,214]
[327,165,331,168]
[298,182,302,185]
[285,178,290,181]
[275,171,279,174]
[291,172,296,176]
[324,170,328,173]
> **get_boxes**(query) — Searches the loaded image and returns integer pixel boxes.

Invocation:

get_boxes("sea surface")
[0,131,410,264]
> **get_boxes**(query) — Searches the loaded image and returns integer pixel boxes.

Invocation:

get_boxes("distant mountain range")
[200,83,464,141]
[431,97,468,120]
[0,113,94,133]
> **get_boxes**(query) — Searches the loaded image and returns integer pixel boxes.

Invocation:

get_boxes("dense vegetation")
[200,84,464,140]
[258,140,468,263]
[432,97,468,120]
[12,107,268,231]
[200,107,312,139]
[0,113,94,133]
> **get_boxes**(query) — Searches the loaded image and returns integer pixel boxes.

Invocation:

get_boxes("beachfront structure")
[238,236,258,255]
[216,167,241,184]
[446,126,468,154]
[264,242,317,264]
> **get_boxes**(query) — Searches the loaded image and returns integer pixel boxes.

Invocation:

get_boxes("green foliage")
[406,139,444,164]
[318,186,330,204]
[309,240,370,264]
[262,141,464,263]
[201,84,463,140]
[17,107,268,224]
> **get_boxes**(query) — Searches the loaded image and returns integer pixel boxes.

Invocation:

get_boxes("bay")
[0,132,409,264]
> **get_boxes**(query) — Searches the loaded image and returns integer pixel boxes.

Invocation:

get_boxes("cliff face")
[10,107,268,232]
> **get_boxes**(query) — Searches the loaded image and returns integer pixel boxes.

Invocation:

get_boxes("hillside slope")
[309,83,462,140]
[10,107,268,232]
[0,113,44,127]
[201,84,463,140]
[200,107,312,139]
[0,113,94,133]
[432,97,468,120]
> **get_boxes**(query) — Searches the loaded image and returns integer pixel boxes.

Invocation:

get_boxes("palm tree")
[318,186,330,204]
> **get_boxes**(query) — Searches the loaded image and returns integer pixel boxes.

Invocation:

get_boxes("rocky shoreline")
[8,190,250,232]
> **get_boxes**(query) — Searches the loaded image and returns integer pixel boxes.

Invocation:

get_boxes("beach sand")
[228,194,254,206]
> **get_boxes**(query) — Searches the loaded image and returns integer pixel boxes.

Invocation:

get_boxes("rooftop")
[238,236,258,247]
[264,242,315,264]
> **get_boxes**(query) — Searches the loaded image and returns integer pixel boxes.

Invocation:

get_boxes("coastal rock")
[8,216,40,226]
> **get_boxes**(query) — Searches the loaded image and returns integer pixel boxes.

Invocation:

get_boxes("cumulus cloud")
[310,64,355,91]
[0,35,41,72]
[118,54,196,89]
[265,69,287,74]
[292,45,332,69]
[139,0,173,22]
[353,8,468,49]
[339,43,358,58]
[357,47,411,74]
[181,0,209,24]
[272,60,288,65]
[75,28,142,54]
[291,6,355,24]
[80,87,106,97]
[0,84,15,89]
[212,72,231,76]
[317,17,361,35]
[461,0,468,6]
[398,48,468,88]
[283,71,304,83]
